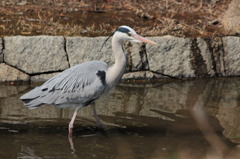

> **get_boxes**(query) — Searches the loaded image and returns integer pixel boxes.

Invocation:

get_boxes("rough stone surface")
[1,35,240,82]
[200,37,226,76]
[124,42,148,72]
[122,71,169,80]
[222,0,240,33]
[189,38,216,77]
[195,38,216,76]
[0,38,3,63]
[0,54,2,63]
[4,36,69,74]
[0,63,29,82]
[66,37,114,67]
[146,36,195,78]
[222,36,240,76]
[31,72,60,82]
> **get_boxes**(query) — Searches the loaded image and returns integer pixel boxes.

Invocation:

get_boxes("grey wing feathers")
[20,61,108,109]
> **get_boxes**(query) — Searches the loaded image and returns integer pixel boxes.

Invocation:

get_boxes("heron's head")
[115,25,156,44]
[100,26,156,51]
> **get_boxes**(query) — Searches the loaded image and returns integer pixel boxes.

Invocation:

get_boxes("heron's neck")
[106,37,127,88]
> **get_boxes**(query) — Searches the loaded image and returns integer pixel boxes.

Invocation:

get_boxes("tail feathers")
[20,87,42,100]
[20,87,45,109]
[21,97,43,109]
[21,86,60,108]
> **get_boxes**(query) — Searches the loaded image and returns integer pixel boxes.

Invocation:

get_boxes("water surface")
[1,78,240,159]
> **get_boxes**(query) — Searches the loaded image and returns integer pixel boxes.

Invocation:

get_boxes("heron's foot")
[95,123,108,137]
[95,119,103,128]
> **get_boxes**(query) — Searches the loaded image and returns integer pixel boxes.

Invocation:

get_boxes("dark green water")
[1,78,240,159]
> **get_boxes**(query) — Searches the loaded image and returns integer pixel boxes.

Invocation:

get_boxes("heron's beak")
[132,34,157,45]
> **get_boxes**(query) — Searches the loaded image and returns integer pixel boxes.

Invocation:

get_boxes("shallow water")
[1,78,240,159]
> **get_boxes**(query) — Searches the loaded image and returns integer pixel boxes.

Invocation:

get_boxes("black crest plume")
[100,31,115,51]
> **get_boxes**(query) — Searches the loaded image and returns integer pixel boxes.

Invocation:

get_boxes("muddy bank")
[0,35,240,82]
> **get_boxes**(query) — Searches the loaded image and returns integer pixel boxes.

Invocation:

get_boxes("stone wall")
[0,35,240,82]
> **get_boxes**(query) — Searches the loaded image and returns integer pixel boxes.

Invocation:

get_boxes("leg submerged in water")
[68,107,81,137]
[68,103,103,136]
[92,102,103,128]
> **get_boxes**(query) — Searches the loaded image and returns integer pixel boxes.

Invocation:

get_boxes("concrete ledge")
[0,35,240,82]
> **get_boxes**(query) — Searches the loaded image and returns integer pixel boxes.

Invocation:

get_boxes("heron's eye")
[127,32,131,36]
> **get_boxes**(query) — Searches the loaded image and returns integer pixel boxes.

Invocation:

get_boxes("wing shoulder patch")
[96,70,106,85]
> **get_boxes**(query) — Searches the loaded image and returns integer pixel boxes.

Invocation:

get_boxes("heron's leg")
[68,107,80,137]
[92,102,103,128]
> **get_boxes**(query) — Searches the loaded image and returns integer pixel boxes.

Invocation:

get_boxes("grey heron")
[20,25,156,137]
